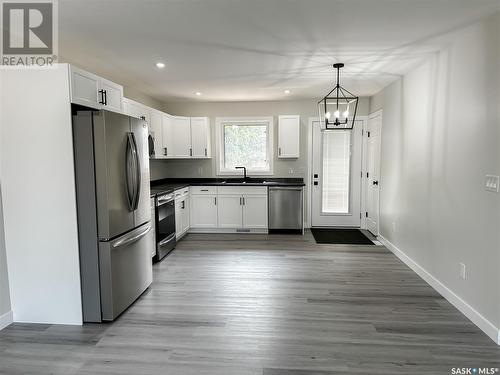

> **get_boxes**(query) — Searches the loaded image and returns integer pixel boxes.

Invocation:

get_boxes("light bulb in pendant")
[343,110,349,118]
[325,111,331,119]
[334,110,340,119]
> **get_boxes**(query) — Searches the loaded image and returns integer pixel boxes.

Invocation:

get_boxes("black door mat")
[310,228,374,245]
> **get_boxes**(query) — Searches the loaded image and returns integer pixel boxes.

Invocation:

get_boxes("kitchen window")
[216,117,274,175]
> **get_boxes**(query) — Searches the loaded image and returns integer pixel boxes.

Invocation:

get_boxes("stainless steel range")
[154,192,176,261]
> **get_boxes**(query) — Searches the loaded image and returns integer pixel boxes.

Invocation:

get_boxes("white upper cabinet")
[161,114,175,158]
[69,65,123,113]
[171,116,192,158]
[123,98,150,122]
[99,78,123,112]
[190,117,211,158]
[149,110,163,159]
[278,115,300,158]
[69,66,100,108]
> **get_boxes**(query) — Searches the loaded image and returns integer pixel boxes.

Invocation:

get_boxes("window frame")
[215,116,274,176]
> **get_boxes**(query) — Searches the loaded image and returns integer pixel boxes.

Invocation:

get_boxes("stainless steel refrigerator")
[72,110,153,322]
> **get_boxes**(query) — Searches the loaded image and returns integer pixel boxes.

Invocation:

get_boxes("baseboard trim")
[379,235,500,345]
[0,310,13,331]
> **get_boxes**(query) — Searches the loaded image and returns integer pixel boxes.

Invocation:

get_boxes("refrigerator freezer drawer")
[99,222,153,321]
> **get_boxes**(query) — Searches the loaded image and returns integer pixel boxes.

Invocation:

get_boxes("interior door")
[366,113,382,235]
[311,119,363,227]
[130,117,151,228]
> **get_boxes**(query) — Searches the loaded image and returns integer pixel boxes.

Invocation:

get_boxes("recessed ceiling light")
[195,92,202,96]
[155,62,165,69]
[284,89,291,94]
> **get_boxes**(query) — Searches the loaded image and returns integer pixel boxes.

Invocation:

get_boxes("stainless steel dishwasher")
[268,186,303,233]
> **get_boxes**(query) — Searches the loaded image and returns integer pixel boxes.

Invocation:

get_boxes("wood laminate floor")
[1,231,499,374]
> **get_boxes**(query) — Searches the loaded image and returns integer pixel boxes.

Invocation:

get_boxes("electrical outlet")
[485,175,499,192]
[459,262,466,280]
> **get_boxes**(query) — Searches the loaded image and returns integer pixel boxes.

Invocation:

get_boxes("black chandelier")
[318,63,359,130]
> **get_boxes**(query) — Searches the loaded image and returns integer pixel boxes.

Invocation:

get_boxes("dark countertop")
[150,178,305,197]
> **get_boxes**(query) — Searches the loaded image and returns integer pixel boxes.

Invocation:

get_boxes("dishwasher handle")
[269,186,303,191]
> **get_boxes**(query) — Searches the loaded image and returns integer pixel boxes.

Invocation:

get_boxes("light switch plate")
[485,175,499,193]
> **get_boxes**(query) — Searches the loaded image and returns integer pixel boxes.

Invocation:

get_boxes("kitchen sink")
[221,178,267,184]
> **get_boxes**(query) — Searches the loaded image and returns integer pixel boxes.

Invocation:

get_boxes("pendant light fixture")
[318,63,359,130]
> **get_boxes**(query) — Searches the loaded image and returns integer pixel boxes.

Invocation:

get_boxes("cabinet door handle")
[279,147,281,156]
[214,197,217,205]
[98,89,105,104]
[103,90,107,105]
[189,148,192,157]
[204,148,207,157]
[242,197,245,205]
[181,201,185,209]
[164,147,167,156]
[239,197,242,205]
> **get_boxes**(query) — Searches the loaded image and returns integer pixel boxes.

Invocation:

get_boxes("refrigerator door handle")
[112,225,151,249]
[131,132,141,210]
[125,133,136,211]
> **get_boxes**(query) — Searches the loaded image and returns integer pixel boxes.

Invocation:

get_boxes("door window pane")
[223,123,269,171]
[322,130,351,213]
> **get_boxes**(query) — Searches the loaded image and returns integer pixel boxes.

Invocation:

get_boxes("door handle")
[98,89,105,104]
[125,133,136,210]
[181,200,185,209]
[204,148,207,157]
[164,147,167,156]
[131,132,141,210]
[373,180,379,186]
[112,225,151,248]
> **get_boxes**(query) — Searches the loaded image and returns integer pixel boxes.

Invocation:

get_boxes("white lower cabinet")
[175,189,190,239]
[217,195,243,228]
[242,195,268,228]
[187,186,268,233]
[190,194,217,228]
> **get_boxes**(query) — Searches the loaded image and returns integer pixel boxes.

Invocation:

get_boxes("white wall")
[372,12,500,341]
[0,71,12,330]
[151,98,370,180]
[0,65,83,325]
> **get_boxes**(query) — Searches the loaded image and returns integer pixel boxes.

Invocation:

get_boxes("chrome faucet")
[235,166,247,180]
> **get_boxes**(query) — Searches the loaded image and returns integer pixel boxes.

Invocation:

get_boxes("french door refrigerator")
[73,110,153,322]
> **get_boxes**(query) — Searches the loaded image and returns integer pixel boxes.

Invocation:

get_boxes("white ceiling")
[59,0,499,102]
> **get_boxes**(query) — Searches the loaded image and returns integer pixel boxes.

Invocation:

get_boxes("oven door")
[155,196,176,261]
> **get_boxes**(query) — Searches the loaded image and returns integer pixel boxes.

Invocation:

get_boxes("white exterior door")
[217,195,242,228]
[190,195,218,228]
[242,195,268,228]
[311,119,364,227]
[366,112,382,235]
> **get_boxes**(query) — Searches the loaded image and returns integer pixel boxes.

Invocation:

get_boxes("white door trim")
[365,110,383,235]
[307,116,368,229]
